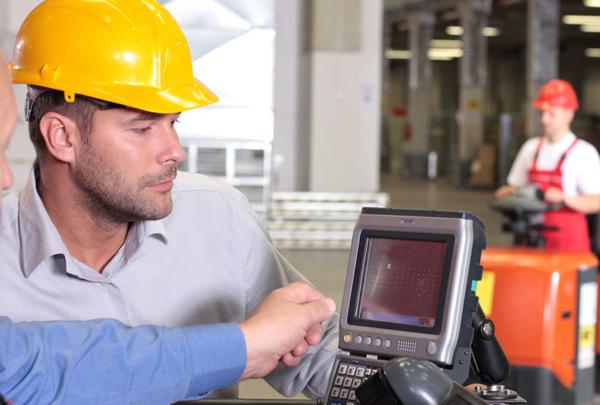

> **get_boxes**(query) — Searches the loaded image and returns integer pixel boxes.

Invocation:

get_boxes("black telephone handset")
[355,357,526,405]
[354,304,526,405]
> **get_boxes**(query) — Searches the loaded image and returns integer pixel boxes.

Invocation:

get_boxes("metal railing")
[267,191,390,249]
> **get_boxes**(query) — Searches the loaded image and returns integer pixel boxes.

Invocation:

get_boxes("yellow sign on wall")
[468,98,481,111]
[475,271,496,316]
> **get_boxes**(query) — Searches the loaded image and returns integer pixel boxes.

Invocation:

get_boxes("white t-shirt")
[507,132,600,197]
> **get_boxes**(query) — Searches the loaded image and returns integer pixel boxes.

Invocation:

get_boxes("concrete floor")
[239,175,516,400]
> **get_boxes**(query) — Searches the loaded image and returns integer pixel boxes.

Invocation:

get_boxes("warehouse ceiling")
[385,0,600,52]
[154,0,276,141]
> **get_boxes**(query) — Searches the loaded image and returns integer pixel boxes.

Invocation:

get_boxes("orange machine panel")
[481,247,597,389]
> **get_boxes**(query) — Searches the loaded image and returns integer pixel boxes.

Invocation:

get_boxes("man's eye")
[171,118,180,127]
[133,127,151,134]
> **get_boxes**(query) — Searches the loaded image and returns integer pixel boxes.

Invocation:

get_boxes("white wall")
[272,0,311,191]
[309,0,383,192]
[2,0,40,193]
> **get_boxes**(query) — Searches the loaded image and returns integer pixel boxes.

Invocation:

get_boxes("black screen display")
[356,236,449,330]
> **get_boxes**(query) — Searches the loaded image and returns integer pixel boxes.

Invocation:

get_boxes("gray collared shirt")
[0,169,339,398]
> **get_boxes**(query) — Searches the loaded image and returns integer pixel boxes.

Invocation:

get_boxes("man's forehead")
[102,108,180,123]
[540,106,572,114]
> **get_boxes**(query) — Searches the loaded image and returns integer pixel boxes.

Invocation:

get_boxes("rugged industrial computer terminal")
[323,208,486,405]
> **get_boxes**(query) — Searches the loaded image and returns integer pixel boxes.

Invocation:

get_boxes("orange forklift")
[478,187,598,405]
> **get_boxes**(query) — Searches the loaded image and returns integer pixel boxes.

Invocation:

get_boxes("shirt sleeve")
[507,139,536,188]
[232,191,340,399]
[0,317,245,405]
[574,143,600,195]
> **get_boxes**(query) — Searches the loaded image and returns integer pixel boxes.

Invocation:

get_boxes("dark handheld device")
[489,185,560,247]
[323,208,487,405]
[356,357,525,405]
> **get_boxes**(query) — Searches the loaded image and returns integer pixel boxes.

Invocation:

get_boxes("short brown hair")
[28,89,98,159]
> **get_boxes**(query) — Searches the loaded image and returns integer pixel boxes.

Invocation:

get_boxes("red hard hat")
[532,79,578,111]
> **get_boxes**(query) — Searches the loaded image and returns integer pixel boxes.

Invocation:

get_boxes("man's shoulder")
[574,137,599,154]
[169,171,262,228]
[521,136,541,149]
[172,171,248,205]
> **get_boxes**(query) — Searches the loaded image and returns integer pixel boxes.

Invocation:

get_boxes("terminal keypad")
[326,359,382,405]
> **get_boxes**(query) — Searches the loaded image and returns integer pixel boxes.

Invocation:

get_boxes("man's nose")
[158,126,185,166]
[540,112,549,124]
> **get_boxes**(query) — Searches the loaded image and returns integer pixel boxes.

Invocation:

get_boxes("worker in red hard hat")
[495,79,600,252]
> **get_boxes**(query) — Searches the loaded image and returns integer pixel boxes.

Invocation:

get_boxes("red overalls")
[528,137,590,252]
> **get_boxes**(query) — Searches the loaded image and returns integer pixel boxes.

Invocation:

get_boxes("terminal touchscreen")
[324,208,485,405]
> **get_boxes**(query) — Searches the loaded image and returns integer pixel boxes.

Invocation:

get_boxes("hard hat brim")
[12,65,219,114]
[532,100,578,111]
[91,78,219,114]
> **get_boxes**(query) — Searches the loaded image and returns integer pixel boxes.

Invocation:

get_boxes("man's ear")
[38,112,81,163]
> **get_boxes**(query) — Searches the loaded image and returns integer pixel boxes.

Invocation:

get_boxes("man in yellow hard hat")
[0,53,335,405]
[494,79,600,252]
[0,0,339,401]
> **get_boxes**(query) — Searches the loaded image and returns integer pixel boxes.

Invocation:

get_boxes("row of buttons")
[333,375,363,389]
[337,363,377,377]
[328,362,380,404]
[330,387,356,401]
[353,335,391,348]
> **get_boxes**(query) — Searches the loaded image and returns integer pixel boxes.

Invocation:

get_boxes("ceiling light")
[430,39,462,48]
[385,48,463,60]
[446,25,500,37]
[428,48,464,59]
[581,24,600,32]
[385,49,411,59]
[446,26,463,36]
[563,15,600,25]
[584,0,600,7]
[482,27,500,37]
[585,48,600,57]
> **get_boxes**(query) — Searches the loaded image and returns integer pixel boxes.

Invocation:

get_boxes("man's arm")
[1,283,335,405]
[560,143,600,213]
[565,193,600,213]
[494,185,517,199]
[0,317,245,404]
[240,282,336,379]
[542,143,600,213]
[495,139,537,199]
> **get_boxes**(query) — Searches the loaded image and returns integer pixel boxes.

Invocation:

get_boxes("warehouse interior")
[3,0,600,404]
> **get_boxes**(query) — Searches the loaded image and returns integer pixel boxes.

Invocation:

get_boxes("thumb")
[302,297,336,326]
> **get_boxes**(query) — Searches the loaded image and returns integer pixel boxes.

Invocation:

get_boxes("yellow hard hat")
[10,0,218,113]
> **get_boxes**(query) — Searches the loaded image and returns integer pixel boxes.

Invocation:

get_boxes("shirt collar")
[19,168,70,277]
[136,218,169,244]
[18,167,169,278]
[543,131,575,148]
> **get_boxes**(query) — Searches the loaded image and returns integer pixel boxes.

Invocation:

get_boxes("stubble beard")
[73,145,176,224]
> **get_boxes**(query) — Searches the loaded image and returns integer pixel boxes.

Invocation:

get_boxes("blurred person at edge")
[495,79,600,252]
[0,50,336,405]
[0,0,340,403]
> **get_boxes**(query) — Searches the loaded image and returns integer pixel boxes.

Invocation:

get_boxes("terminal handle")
[471,304,510,384]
